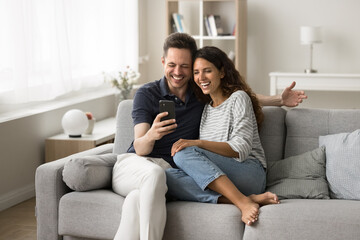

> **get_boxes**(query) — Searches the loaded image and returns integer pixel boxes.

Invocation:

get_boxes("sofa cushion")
[62,153,117,191]
[59,191,245,240]
[243,199,360,240]
[59,190,123,239]
[266,147,329,200]
[285,108,360,158]
[113,100,134,154]
[259,107,287,162]
[319,129,360,200]
[164,202,244,240]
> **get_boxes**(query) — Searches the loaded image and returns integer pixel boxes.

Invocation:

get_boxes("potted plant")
[104,66,141,101]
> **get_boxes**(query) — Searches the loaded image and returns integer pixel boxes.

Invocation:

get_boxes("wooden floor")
[0,198,37,240]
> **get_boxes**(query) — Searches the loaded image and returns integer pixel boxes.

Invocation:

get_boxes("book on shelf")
[205,15,224,36]
[214,15,224,35]
[171,18,177,33]
[207,15,217,36]
[172,13,187,33]
[204,16,212,36]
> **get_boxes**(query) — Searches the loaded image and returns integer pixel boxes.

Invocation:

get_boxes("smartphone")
[159,100,175,121]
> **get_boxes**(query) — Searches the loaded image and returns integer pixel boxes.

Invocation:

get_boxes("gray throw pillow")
[319,129,360,200]
[63,153,117,191]
[266,147,329,200]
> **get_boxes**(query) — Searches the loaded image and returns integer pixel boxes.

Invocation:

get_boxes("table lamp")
[300,26,322,73]
[61,109,89,137]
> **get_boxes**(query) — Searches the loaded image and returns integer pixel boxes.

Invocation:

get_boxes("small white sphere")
[61,109,89,137]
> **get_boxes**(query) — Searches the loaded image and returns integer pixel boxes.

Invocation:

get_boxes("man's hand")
[133,112,177,156]
[171,138,199,156]
[281,81,307,107]
[147,112,177,141]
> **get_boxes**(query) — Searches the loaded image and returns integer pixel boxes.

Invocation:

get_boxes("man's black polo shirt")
[127,77,204,166]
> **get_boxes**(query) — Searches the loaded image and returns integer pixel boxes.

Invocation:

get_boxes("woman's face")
[193,58,224,96]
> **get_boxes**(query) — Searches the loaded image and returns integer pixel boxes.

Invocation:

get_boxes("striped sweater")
[199,90,266,168]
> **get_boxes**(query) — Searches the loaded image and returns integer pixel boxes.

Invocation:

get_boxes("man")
[112,33,307,240]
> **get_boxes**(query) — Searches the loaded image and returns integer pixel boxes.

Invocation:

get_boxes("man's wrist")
[278,94,284,106]
[144,131,156,145]
[134,133,155,155]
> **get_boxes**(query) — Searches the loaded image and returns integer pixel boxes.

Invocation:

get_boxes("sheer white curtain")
[0,0,138,104]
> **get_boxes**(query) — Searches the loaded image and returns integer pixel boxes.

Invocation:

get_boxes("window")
[0,0,138,104]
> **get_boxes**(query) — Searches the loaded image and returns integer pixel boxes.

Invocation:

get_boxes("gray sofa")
[36,99,360,240]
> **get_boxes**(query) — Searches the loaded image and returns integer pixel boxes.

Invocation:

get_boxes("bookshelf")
[165,0,247,78]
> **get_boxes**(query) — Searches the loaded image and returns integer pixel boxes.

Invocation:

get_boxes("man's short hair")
[163,33,197,60]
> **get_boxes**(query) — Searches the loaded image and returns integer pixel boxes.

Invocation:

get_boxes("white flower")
[103,66,141,99]
[127,68,141,84]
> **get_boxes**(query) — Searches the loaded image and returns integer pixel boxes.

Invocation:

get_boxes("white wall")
[136,0,166,84]
[247,0,360,108]
[141,0,360,109]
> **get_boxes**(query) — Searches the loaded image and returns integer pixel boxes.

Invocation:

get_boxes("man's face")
[162,48,192,93]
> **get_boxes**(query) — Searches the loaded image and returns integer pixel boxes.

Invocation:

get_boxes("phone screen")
[159,100,175,121]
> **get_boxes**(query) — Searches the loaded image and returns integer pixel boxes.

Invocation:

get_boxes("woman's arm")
[171,139,239,158]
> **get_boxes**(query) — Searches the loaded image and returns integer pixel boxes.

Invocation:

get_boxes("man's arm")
[257,81,307,107]
[133,112,177,156]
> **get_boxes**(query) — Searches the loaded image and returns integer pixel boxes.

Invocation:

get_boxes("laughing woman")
[165,46,280,226]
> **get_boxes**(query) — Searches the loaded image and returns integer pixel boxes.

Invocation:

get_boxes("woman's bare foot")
[235,197,260,226]
[249,192,280,206]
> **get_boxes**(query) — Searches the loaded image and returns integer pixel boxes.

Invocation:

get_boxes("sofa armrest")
[35,143,114,240]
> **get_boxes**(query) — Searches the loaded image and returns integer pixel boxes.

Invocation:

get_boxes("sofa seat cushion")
[164,201,244,240]
[59,190,245,240]
[59,190,124,239]
[243,199,360,240]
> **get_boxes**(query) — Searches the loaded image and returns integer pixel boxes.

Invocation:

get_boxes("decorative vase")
[119,89,131,101]
[115,89,131,113]
[85,118,96,134]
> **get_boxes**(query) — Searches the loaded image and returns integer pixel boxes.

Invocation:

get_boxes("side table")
[45,117,116,162]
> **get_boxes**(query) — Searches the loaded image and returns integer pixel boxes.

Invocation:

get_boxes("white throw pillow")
[319,129,360,200]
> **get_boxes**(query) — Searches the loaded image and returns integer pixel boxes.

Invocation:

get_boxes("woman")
[165,46,280,226]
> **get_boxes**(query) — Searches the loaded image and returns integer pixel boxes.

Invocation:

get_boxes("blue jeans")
[165,146,266,203]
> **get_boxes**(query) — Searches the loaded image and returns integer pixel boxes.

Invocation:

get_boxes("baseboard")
[0,183,35,211]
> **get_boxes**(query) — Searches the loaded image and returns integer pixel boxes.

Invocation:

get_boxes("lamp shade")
[300,26,322,44]
[61,109,89,137]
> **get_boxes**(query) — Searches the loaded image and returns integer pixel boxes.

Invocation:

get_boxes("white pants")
[112,153,171,240]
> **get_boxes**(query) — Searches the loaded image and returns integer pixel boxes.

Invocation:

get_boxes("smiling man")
[111,33,203,240]
[111,33,307,240]
[127,33,203,164]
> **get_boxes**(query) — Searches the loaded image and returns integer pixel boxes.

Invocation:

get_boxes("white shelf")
[166,0,247,77]
[269,72,360,95]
